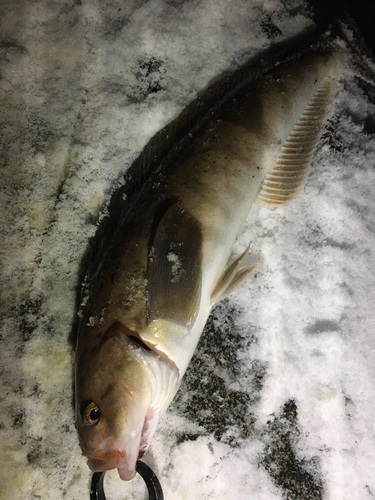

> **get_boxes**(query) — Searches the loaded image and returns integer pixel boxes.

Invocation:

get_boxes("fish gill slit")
[127,334,153,352]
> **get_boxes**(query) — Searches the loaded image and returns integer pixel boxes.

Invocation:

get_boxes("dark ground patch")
[171,300,266,445]
[260,14,283,40]
[19,296,42,342]
[127,56,166,103]
[260,399,324,500]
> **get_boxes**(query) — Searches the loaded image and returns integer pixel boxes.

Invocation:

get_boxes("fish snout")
[88,447,137,480]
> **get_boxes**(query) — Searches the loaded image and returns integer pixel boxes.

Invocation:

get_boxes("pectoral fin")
[211,244,260,305]
[147,202,202,327]
[257,77,336,206]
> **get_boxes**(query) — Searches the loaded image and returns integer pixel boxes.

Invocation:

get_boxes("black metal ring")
[90,460,164,500]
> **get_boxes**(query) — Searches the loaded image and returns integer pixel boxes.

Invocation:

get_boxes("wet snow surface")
[1,1,375,499]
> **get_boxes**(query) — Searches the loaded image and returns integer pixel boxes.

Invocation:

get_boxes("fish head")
[75,325,179,480]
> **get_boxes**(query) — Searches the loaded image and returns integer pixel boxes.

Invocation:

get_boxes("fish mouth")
[85,410,155,482]
[88,448,136,481]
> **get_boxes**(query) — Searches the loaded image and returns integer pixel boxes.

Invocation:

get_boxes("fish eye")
[83,402,101,426]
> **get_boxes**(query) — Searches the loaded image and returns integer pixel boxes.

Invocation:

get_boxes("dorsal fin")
[257,76,336,206]
[147,202,202,328]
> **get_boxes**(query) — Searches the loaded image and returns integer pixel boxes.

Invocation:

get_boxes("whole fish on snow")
[75,34,346,481]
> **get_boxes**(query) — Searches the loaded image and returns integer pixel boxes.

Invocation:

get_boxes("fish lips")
[86,408,157,481]
[88,447,137,481]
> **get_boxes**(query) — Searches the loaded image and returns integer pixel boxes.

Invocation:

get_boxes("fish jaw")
[87,443,136,480]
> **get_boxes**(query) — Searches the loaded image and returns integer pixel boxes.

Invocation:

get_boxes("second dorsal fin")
[257,76,336,206]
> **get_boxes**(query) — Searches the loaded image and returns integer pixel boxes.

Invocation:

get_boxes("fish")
[75,32,347,481]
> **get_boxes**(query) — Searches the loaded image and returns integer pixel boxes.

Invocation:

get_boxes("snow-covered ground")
[1,1,375,499]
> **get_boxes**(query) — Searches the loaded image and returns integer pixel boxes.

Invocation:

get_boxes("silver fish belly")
[75,39,346,481]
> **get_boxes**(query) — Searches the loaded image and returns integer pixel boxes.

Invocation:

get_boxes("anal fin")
[257,77,336,206]
[211,244,260,305]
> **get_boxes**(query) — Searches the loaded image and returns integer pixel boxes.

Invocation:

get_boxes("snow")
[1,0,375,499]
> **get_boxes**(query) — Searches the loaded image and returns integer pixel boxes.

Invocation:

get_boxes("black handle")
[90,461,164,500]
[136,460,164,500]
[90,471,105,500]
